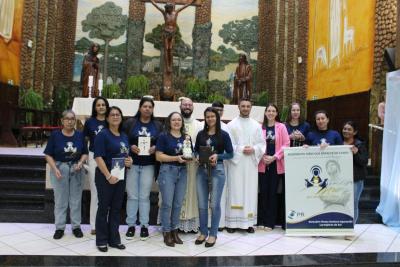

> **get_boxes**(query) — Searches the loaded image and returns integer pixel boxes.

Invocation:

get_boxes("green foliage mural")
[102,84,121,99]
[125,75,150,99]
[82,2,127,81]
[219,16,259,59]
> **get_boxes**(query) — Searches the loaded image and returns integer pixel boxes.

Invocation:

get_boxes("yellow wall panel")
[307,0,375,100]
[0,0,24,86]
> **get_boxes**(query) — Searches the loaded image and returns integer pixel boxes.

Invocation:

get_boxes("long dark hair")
[198,107,224,152]
[342,120,360,140]
[105,106,124,133]
[203,107,221,135]
[313,110,330,130]
[262,103,281,128]
[286,102,305,124]
[91,97,110,118]
[164,112,186,136]
[134,96,155,120]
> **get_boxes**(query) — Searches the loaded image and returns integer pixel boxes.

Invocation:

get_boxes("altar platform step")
[0,152,384,224]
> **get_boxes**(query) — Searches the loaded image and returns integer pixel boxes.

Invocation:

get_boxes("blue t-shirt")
[44,130,88,162]
[285,121,311,147]
[156,132,186,166]
[265,126,276,156]
[194,130,233,161]
[94,128,129,169]
[83,117,107,152]
[306,129,343,146]
[128,120,160,166]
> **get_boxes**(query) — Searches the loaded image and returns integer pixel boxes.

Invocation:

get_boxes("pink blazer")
[258,122,290,174]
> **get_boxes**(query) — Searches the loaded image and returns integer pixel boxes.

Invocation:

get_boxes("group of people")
[43,96,368,252]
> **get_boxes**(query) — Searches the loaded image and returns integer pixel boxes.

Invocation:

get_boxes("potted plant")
[20,88,44,125]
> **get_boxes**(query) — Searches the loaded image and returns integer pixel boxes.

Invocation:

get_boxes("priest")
[225,98,266,233]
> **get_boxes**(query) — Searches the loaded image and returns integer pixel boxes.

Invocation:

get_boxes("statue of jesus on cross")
[149,0,196,74]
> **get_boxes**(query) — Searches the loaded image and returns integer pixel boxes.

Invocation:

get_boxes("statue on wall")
[149,0,197,100]
[233,54,252,104]
[81,43,100,98]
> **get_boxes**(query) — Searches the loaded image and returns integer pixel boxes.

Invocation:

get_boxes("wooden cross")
[141,0,202,6]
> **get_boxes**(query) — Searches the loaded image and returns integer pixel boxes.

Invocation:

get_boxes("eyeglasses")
[109,113,121,117]
[63,117,75,121]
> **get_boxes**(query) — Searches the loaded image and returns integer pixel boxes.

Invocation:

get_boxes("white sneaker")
[264,227,273,232]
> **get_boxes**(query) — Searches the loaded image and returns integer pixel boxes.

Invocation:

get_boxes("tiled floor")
[0,223,399,257]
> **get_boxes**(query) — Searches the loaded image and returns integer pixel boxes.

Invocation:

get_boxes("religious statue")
[182,135,193,160]
[233,54,252,104]
[149,0,197,100]
[81,43,100,98]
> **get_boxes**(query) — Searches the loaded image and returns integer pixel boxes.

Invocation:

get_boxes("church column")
[192,0,212,80]
[256,0,268,94]
[257,0,308,109]
[370,0,398,127]
[43,1,58,103]
[126,0,146,78]
[32,0,48,95]
[53,0,78,88]
[20,0,37,100]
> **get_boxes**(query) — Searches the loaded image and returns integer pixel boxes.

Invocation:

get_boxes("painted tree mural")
[219,15,259,60]
[82,2,127,81]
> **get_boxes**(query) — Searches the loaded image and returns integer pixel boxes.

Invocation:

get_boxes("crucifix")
[143,0,201,100]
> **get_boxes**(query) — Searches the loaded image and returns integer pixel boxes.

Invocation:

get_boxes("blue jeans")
[354,180,364,223]
[126,165,155,227]
[50,162,84,230]
[158,164,187,232]
[197,163,226,237]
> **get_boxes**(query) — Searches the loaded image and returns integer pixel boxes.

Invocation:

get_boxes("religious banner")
[284,145,354,236]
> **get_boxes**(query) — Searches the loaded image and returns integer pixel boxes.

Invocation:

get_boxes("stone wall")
[192,0,212,80]
[257,0,308,110]
[19,0,78,103]
[369,0,397,126]
[126,0,146,77]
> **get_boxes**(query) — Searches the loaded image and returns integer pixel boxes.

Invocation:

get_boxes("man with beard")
[225,98,265,233]
[81,43,100,97]
[178,97,203,232]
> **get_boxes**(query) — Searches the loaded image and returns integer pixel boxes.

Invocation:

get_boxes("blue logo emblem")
[305,165,328,189]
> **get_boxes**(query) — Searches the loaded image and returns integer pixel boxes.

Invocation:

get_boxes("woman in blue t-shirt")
[285,102,310,147]
[123,96,162,241]
[156,112,188,247]
[94,106,133,252]
[83,96,109,235]
[194,107,233,247]
[44,110,88,240]
[306,110,343,146]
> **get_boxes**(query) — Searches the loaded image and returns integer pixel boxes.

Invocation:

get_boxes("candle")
[88,75,93,87]
[98,79,103,90]
[98,79,103,96]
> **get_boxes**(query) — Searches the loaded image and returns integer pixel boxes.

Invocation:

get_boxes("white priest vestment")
[225,116,265,229]
[179,116,204,232]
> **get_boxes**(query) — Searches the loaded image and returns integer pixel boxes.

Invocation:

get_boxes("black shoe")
[110,244,126,250]
[218,227,224,232]
[73,228,83,238]
[126,226,135,240]
[226,228,236,233]
[53,229,64,240]
[195,235,206,245]
[246,227,255,233]
[97,245,108,252]
[140,226,149,241]
[205,237,217,248]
